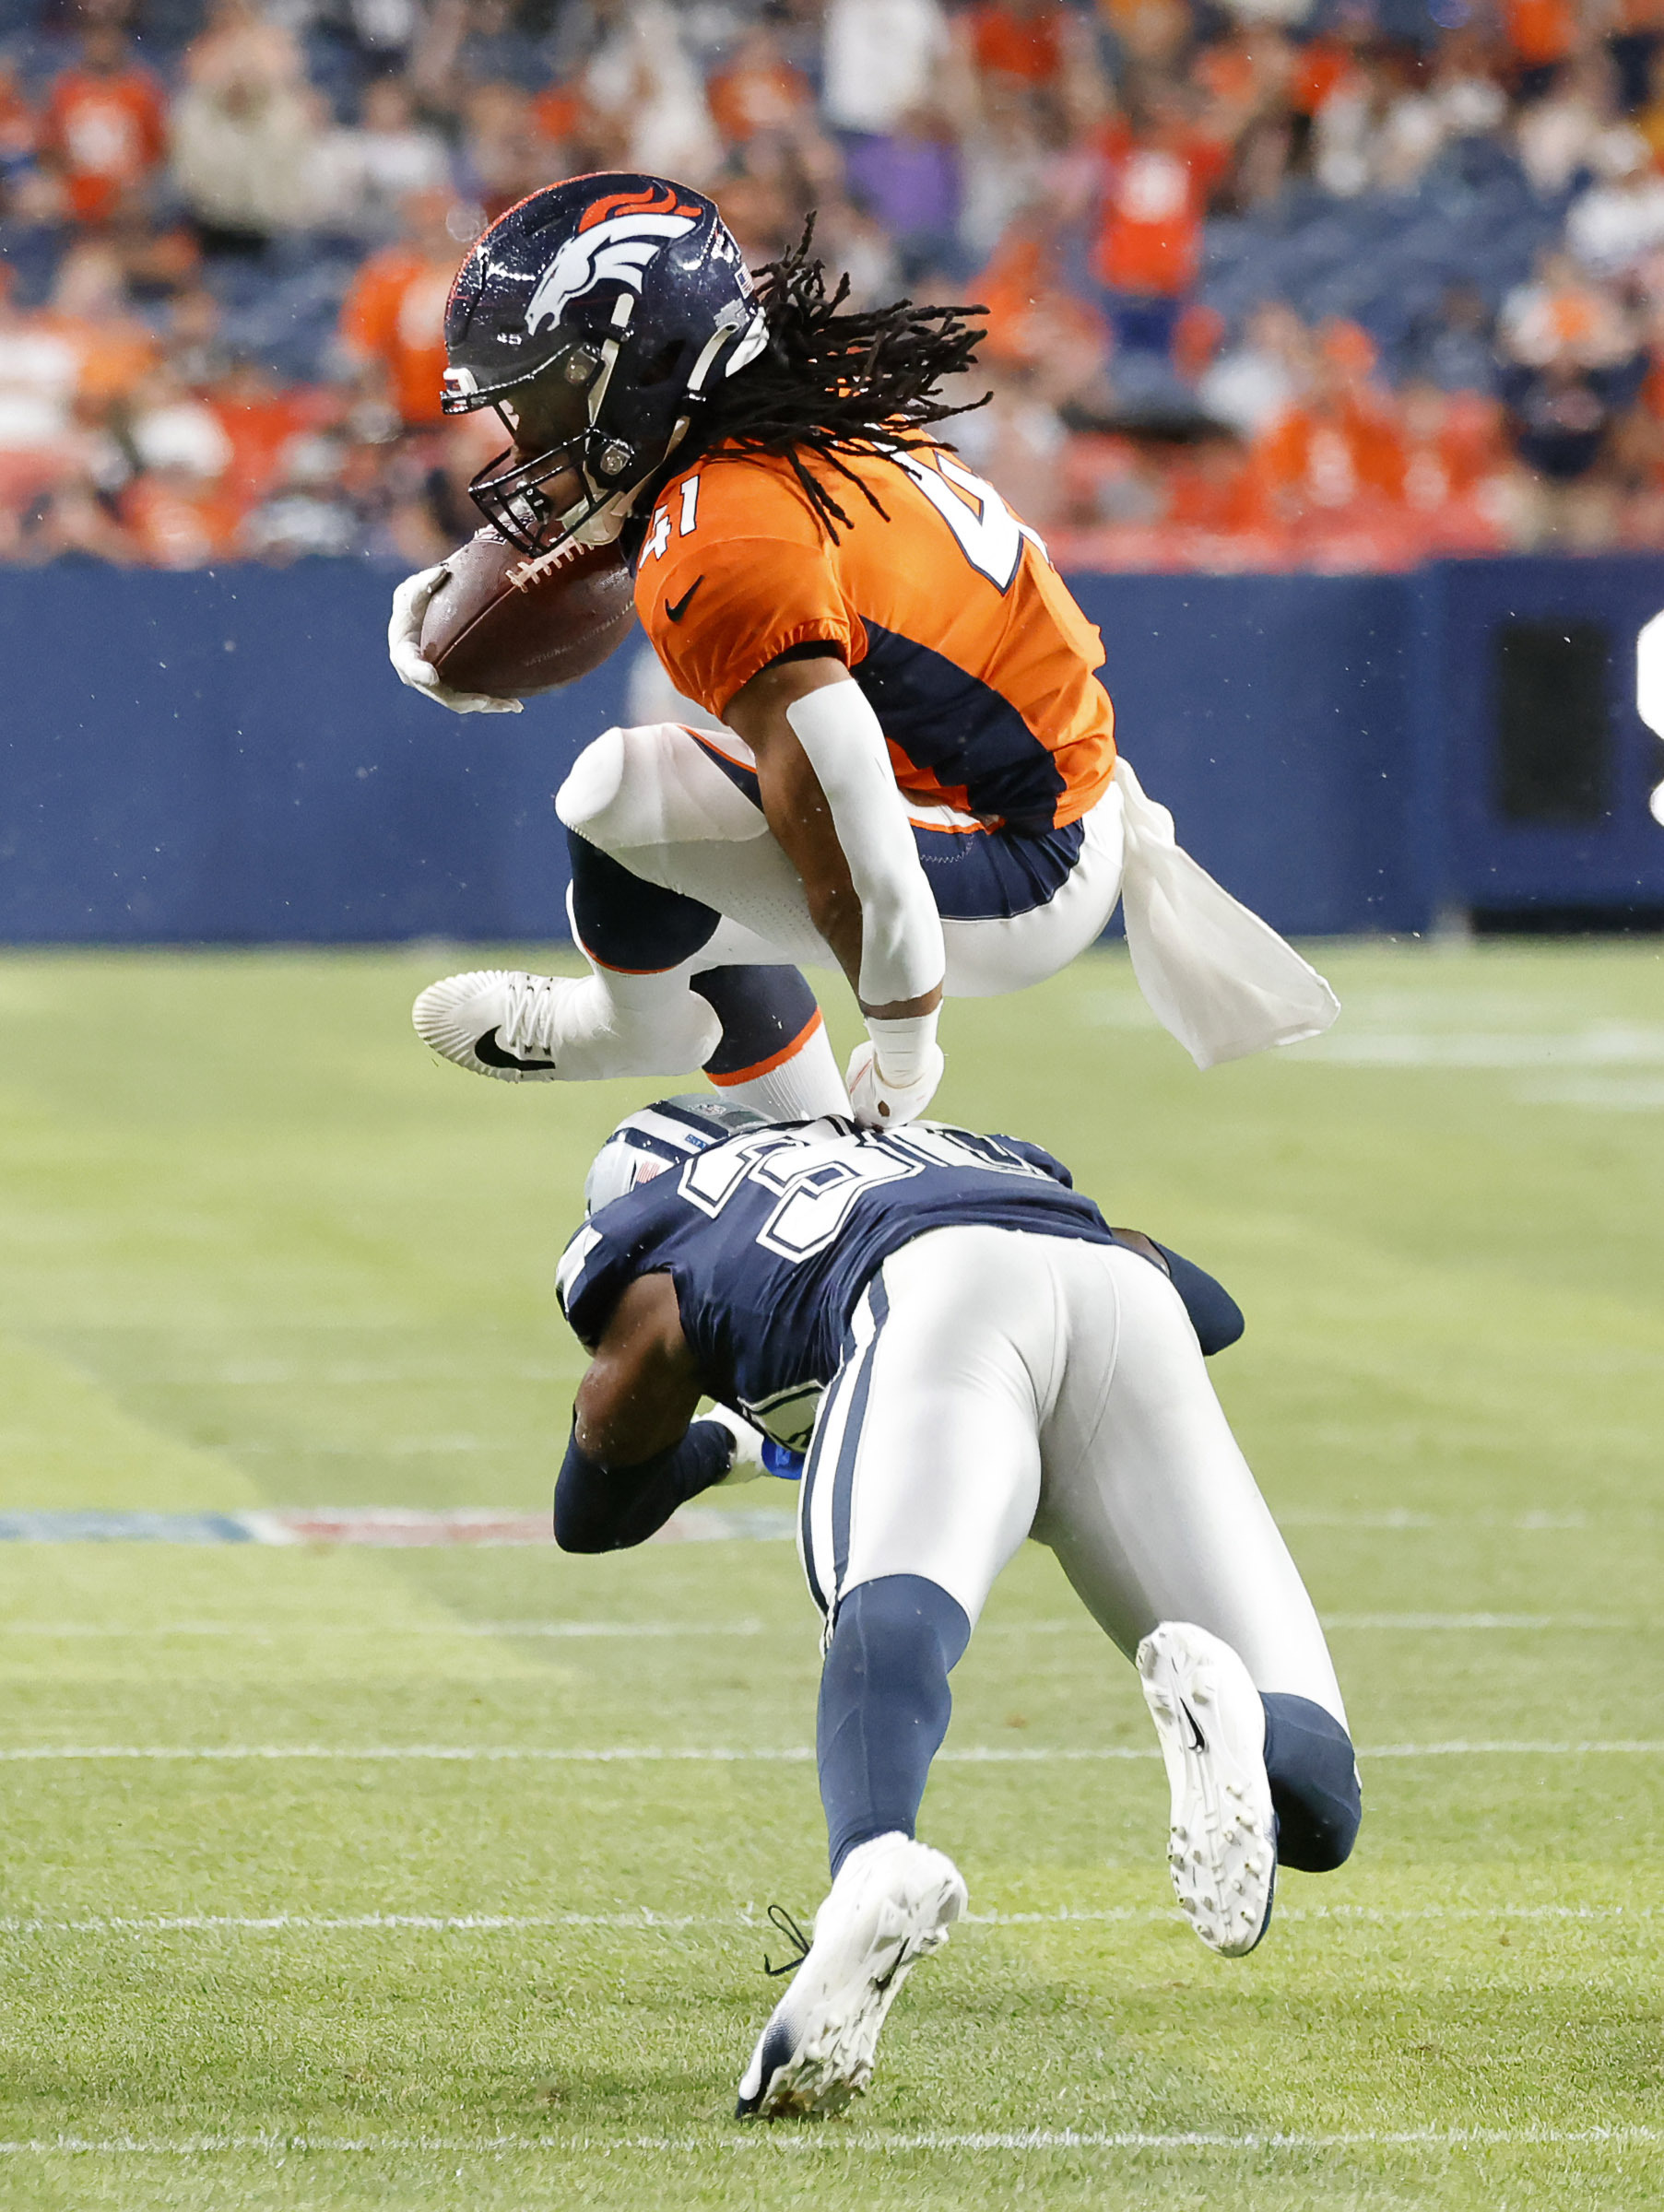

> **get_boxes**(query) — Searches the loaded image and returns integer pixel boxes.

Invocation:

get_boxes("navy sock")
[818,1575,971,1877]
[691,965,822,1083]
[1262,1693,1362,1872]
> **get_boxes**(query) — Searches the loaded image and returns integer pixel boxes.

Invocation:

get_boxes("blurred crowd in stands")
[4,0,1664,571]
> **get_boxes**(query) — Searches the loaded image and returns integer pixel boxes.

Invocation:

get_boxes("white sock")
[555,960,721,1078]
[714,1013,850,1120]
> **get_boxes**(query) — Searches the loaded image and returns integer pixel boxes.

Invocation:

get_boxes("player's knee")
[824,1576,971,1706]
[1262,1692,1362,1873]
[554,726,630,840]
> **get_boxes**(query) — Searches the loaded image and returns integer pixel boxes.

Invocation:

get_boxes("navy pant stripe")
[799,1359,851,1619]
[830,1274,889,1606]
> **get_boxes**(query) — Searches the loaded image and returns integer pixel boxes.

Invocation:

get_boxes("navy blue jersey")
[556,1117,1117,1450]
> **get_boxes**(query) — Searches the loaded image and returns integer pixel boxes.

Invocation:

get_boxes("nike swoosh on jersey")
[665,576,704,623]
[476,1027,557,1071]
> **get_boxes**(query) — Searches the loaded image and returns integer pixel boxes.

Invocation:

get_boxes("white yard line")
[0,2125,1657,2156]
[0,1740,1660,1763]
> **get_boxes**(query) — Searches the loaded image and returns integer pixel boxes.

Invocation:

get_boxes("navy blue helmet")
[443,173,768,555]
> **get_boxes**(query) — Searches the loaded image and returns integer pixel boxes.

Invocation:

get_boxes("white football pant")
[555,719,1127,996]
[797,1223,1346,1725]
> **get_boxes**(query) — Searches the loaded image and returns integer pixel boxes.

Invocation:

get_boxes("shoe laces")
[498,974,563,1056]
[761,1902,811,1977]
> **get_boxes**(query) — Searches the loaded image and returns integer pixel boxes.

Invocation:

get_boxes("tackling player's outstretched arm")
[557,1273,771,1552]
[726,652,947,1125]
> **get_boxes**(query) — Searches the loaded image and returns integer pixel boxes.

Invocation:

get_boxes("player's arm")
[725,651,946,1126]
[555,1273,771,1551]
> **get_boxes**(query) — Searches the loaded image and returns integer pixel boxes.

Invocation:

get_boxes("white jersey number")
[679,1122,1053,1264]
[889,450,1037,594]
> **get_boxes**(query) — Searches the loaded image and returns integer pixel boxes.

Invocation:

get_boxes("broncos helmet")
[443,174,768,556]
[584,1094,767,1217]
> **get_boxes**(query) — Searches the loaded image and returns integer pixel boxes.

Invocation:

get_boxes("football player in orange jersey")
[392,174,1334,1125]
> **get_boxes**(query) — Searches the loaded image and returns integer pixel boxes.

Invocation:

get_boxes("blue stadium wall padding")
[0,564,628,944]
[1411,556,1664,915]
[1070,573,1420,936]
[3,557,1658,945]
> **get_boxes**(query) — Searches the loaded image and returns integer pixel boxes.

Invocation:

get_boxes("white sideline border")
[0,1740,1661,1762]
[0,2125,1658,2157]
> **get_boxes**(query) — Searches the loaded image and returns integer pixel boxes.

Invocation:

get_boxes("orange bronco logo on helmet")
[525,184,708,335]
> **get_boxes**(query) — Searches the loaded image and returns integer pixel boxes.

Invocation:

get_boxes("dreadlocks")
[694,221,989,541]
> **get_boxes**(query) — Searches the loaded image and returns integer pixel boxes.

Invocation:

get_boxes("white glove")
[845,1036,944,1129]
[388,563,523,715]
[703,1405,773,1485]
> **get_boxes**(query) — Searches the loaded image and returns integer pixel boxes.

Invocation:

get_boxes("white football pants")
[555,720,1127,996]
[798,1223,1346,1724]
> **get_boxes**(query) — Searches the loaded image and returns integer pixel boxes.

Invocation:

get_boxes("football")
[419,528,637,699]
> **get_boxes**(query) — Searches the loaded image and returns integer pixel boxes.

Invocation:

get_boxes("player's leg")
[739,1227,1054,2117]
[1034,1241,1360,1952]
[919,782,1127,998]
[412,724,850,1116]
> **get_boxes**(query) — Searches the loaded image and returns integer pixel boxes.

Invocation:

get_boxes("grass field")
[0,938,1660,2210]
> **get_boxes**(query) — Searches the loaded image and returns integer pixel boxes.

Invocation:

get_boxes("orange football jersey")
[634,440,1116,835]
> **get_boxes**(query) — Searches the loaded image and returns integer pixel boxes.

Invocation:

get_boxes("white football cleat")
[1138,1621,1277,1958]
[411,969,718,1083]
[736,1833,967,2120]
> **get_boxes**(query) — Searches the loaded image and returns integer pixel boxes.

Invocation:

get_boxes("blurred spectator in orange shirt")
[42,240,160,413]
[965,2,1068,88]
[43,27,167,226]
[1398,381,1510,549]
[708,24,815,144]
[205,358,339,505]
[1250,320,1408,525]
[1501,0,1578,99]
[1092,94,1228,364]
[337,187,462,429]
[123,466,243,568]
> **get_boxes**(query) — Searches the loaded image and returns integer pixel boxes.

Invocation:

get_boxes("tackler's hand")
[388,563,523,715]
[845,1036,944,1130]
[704,1406,776,1486]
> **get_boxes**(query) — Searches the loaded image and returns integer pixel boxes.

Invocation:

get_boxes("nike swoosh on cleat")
[665,576,704,623]
[475,1027,558,1071]
[1177,1699,1208,1753]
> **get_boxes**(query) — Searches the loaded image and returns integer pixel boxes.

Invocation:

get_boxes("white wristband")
[865,1008,940,1087]
[785,682,945,1008]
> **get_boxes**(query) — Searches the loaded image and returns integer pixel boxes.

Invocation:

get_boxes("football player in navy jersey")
[554,1097,1361,2120]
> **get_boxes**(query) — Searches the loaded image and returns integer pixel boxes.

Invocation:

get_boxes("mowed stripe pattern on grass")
[0,944,1660,2211]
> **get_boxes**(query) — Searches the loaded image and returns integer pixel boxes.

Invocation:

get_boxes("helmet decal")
[525,209,702,337]
[576,182,704,233]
